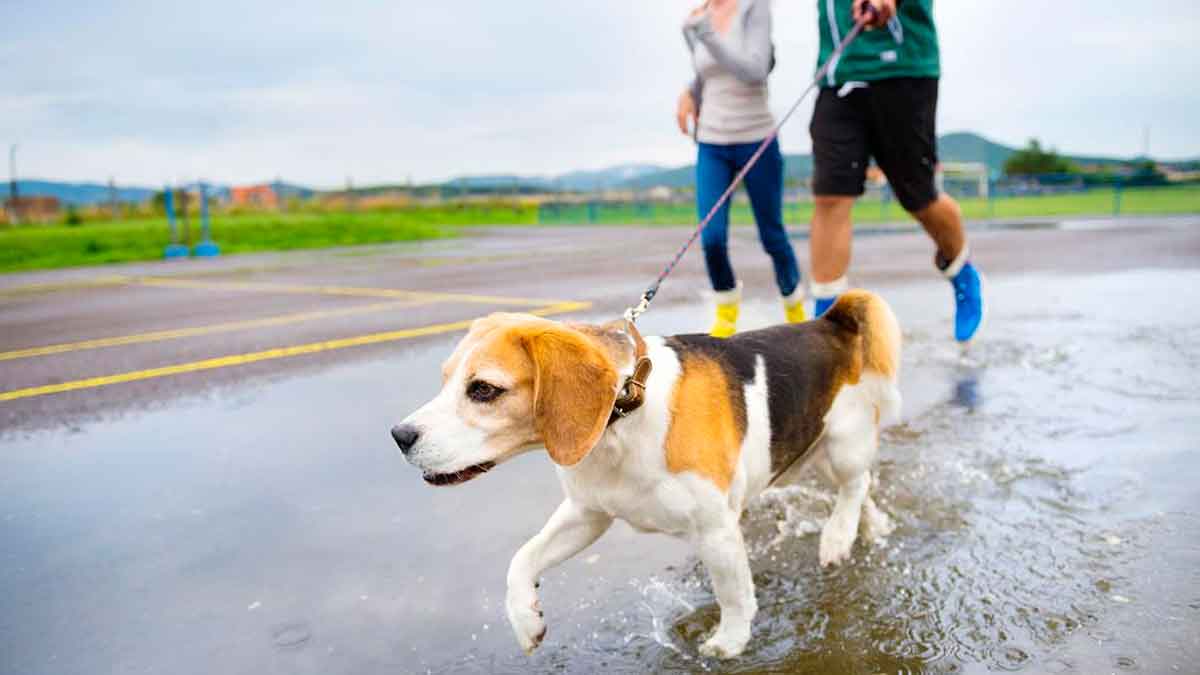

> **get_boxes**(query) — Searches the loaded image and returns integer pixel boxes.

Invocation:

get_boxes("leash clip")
[623,294,651,324]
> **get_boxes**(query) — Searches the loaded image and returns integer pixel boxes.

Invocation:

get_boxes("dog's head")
[392,313,635,486]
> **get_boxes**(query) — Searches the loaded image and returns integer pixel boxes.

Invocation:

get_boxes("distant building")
[4,195,62,224]
[1161,166,1200,183]
[230,184,279,208]
[644,186,674,201]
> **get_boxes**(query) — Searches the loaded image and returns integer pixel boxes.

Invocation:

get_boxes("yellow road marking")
[0,301,591,402]
[0,275,131,298]
[2,273,572,307]
[130,277,570,307]
[0,300,423,362]
[0,273,571,308]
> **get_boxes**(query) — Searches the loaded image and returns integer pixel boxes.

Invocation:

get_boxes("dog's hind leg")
[819,470,869,567]
[816,388,879,567]
[506,500,613,654]
[694,514,757,659]
[860,473,895,542]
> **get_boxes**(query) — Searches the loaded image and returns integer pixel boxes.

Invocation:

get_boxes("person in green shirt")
[808,0,984,343]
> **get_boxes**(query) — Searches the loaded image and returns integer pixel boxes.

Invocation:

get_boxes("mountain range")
[390,132,1195,193]
[5,180,159,207]
[616,132,1176,191]
[8,133,1194,205]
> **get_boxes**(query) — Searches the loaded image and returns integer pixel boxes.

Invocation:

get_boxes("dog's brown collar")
[608,320,652,427]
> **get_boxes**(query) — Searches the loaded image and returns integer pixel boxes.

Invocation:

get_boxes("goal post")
[937,162,990,199]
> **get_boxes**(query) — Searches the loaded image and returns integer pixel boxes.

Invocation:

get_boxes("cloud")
[2,0,1197,187]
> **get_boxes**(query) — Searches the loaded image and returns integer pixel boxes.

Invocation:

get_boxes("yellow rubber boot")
[783,288,808,324]
[709,285,741,338]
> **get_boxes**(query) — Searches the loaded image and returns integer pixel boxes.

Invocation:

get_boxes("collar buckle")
[608,322,653,427]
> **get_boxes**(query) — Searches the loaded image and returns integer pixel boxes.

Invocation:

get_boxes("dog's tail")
[823,289,903,424]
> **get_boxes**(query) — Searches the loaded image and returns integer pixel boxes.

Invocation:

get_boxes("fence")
[537,177,1200,226]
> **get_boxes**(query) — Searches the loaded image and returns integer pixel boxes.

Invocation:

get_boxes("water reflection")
[951,361,982,412]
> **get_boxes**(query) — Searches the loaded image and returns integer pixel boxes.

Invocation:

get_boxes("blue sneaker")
[811,277,849,318]
[950,261,984,343]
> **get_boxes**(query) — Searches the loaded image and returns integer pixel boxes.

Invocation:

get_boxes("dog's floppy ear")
[523,326,619,466]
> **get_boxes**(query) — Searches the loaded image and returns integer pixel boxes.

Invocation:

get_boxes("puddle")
[1,269,1198,674]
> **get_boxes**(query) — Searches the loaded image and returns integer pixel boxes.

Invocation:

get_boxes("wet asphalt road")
[1,217,1199,674]
[2,217,1197,431]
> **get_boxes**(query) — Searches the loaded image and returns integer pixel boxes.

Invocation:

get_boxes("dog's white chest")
[559,462,696,537]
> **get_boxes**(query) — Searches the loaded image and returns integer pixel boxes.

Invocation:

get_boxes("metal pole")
[108,177,119,220]
[8,144,18,225]
[179,187,191,248]
[193,182,220,257]
[163,185,188,258]
[165,187,178,240]
[200,183,211,240]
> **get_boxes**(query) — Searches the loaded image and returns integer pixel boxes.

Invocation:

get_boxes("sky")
[3,1,1198,188]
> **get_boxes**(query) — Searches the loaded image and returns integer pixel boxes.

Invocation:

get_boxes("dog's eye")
[466,380,505,403]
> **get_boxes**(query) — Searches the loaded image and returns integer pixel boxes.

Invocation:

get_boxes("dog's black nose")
[391,424,420,455]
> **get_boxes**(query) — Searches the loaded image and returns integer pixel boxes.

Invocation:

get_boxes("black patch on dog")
[666,318,859,474]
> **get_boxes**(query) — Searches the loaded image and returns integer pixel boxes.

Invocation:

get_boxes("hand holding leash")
[853,0,893,29]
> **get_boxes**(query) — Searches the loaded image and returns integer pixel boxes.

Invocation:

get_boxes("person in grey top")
[679,0,806,338]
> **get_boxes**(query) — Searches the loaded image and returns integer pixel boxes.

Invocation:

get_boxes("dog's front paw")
[860,501,895,542]
[506,591,547,654]
[819,523,856,567]
[699,629,749,659]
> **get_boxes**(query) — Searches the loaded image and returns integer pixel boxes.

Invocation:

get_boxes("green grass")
[2,185,1195,274]
[537,184,1200,226]
[959,183,1200,219]
[0,204,536,274]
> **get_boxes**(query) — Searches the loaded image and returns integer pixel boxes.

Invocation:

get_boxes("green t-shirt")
[816,0,940,86]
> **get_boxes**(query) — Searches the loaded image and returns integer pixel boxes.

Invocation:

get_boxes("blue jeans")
[696,138,800,296]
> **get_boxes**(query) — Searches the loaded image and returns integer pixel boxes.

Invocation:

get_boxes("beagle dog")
[391,290,901,658]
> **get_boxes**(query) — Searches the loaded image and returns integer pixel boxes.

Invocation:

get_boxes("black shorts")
[809,77,940,212]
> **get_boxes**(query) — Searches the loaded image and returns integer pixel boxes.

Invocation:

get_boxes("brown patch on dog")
[441,312,535,383]
[518,324,619,467]
[569,319,637,371]
[664,354,747,491]
[822,289,901,380]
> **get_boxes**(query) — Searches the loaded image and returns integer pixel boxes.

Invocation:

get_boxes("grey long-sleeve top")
[683,0,775,145]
